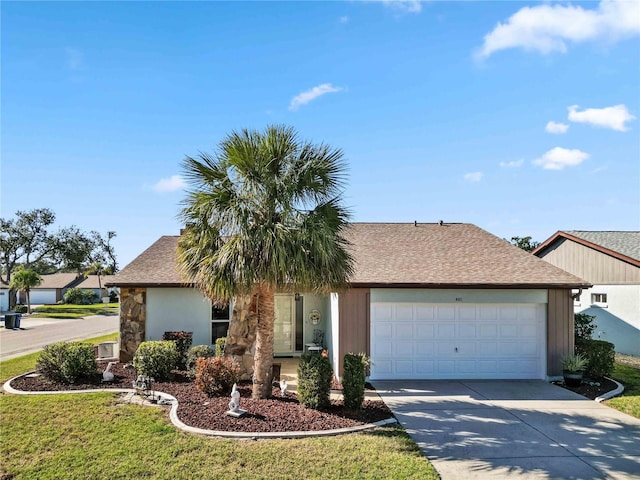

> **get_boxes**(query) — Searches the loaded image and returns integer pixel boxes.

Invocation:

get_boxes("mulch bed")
[552,376,619,400]
[9,361,393,433]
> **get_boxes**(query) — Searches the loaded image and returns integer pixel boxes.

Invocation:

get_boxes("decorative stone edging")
[595,376,624,403]
[2,373,397,439]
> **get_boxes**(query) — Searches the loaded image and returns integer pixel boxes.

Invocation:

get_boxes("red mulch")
[9,362,393,433]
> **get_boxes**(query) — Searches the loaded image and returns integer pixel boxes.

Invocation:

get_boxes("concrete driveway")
[373,380,640,479]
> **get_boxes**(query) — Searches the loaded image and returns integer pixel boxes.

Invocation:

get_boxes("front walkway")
[373,380,640,479]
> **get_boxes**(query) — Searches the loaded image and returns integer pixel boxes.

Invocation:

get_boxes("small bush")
[186,344,216,377]
[194,357,241,396]
[14,305,28,313]
[133,341,179,381]
[37,341,98,384]
[215,337,226,357]
[63,288,98,305]
[343,353,371,410]
[162,331,193,369]
[575,313,597,355]
[109,290,119,303]
[583,339,615,378]
[297,354,333,410]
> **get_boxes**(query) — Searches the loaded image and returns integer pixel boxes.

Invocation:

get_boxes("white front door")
[274,294,295,354]
[370,303,546,380]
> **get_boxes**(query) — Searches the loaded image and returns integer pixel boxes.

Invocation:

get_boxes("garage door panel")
[395,323,414,338]
[415,306,434,320]
[395,306,414,321]
[370,302,545,380]
[458,324,477,338]
[416,324,434,338]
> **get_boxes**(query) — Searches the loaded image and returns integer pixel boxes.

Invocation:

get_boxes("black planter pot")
[563,370,583,387]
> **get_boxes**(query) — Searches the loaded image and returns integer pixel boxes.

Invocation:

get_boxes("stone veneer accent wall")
[119,287,147,362]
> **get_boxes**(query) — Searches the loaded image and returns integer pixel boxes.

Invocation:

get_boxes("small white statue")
[102,361,117,382]
[228,383,240,412]
[279,379,288,397]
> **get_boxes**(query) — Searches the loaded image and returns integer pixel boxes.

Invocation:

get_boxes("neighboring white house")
[0,280,9,312]
[110,223,590,380]
[534,231,640,356]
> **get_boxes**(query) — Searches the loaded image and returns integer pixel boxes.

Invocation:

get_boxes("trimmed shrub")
[37,341,98,384]
[63,288,98,305]
[343,353,371,410]
[186,344,216,378]
[162,331,193,369]
[583,339,615,378]
[133,341,179,381]
[297,354,333,410]
[194,357,241,396]
[575,313,597,356]
[14,305,28,313]
[215,337,226,357]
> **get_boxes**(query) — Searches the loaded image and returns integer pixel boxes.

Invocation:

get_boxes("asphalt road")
[0,314,119,361]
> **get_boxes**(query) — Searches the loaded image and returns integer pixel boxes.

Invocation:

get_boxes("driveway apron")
[373,380,640,479]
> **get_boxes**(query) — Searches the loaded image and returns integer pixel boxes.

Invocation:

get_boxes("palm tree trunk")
[252,284,275,399]
[26,289,31,315]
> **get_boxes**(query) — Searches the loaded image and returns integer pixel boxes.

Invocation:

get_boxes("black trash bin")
[4,313,15,329]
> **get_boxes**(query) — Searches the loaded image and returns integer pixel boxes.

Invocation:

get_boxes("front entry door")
[274,294,295,354]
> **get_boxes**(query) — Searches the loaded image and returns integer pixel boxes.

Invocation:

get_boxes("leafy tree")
[9,268,42,314]
[510,236,540,252]
[54,226,95,273]
[177,125,354,399]
[90,231,118,273]
[0,208,56,283]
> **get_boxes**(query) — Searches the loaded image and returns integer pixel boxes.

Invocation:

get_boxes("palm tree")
[9,268,42,314]
[85,262,106,300]
[177,125,354,399]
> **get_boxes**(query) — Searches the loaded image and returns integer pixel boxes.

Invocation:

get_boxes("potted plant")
[562,354,588,387]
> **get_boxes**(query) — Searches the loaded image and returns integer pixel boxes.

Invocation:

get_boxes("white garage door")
[370,303,546,380]
[28,289,57,305]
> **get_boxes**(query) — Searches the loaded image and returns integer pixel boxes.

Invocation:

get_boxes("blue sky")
[2,0,639,268]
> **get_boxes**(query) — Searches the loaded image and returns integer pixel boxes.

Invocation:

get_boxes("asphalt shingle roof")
[35,273,83,290]
[110,223,590,288]
[564,231,640,262]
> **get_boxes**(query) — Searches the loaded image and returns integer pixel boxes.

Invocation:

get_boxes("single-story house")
[533,230,640,356]
[21,273,84,305]
[74,275,117,300]
[109,222,590,380]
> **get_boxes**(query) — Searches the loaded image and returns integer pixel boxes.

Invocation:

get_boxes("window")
[591,293,607,305]
[212,304,230,344]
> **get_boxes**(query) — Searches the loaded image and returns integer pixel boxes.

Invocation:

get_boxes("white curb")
[3,373,397,439]
[595,376,625,403]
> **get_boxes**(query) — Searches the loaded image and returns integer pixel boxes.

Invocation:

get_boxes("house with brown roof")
[22,273,84,305]
[533,231,640,356]
[109,223,590,380]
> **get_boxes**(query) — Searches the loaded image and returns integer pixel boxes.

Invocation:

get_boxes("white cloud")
[477,0,640,59]
[532,147,590,170]
[339,16,349,24]
[499,159,524,168]
[568,104,636,131]
[65,47,82,70]
[289,83,344,111]
[152,175,186,193]
[464,172,483,182]
[382,0,422,14]
[545,121,569,134]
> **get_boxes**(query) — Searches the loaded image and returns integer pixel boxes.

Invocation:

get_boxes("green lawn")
[29,303,119,319]
[0,333,118,384]
[606,362,640,419]
[0,336,439,480]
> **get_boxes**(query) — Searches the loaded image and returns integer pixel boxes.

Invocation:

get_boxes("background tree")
[10,268,42,314]
[90,231,118,273]
[510,236,540,252]
[85,261,107,298]
[178,125,354,399]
